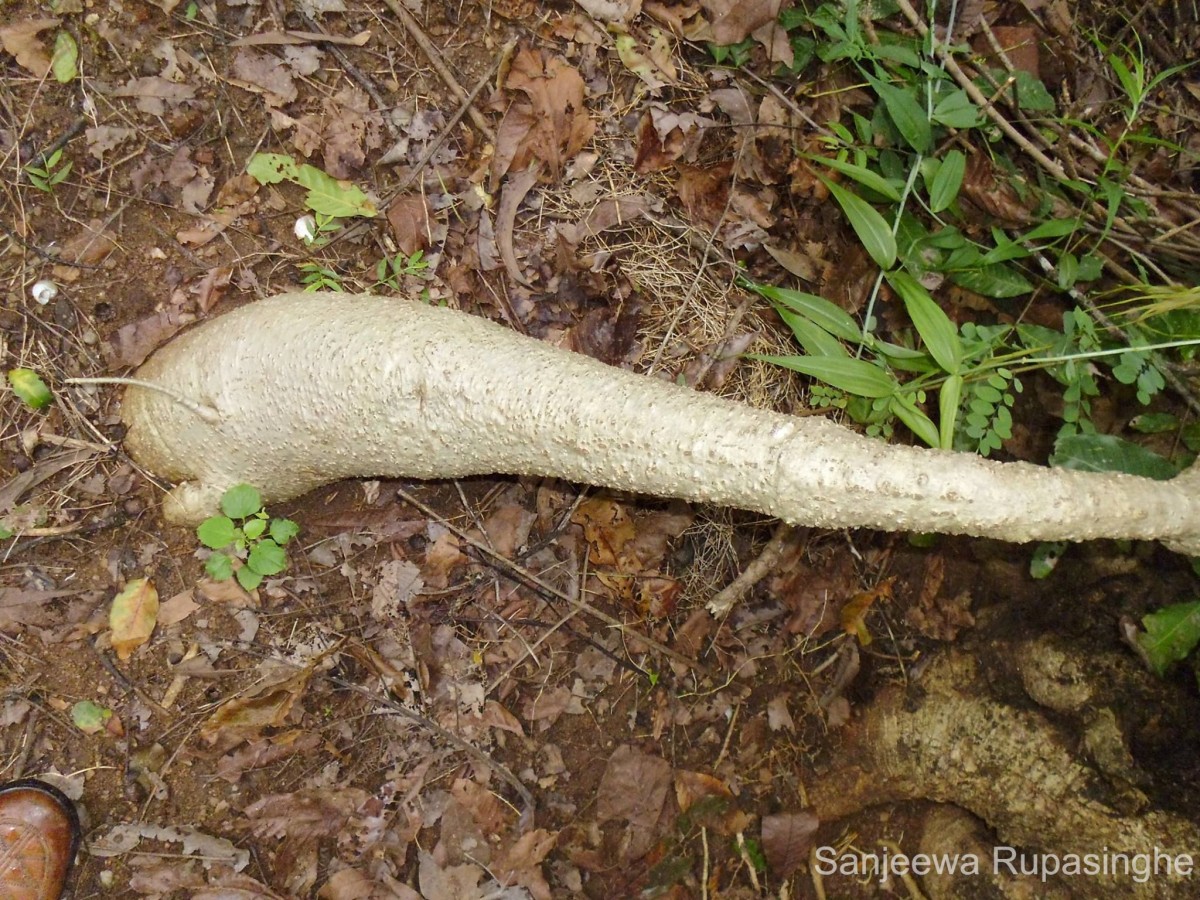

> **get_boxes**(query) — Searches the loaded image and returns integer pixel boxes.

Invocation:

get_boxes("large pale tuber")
[122,293,1200,553]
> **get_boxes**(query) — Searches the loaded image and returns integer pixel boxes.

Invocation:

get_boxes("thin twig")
[395,486,709,675]
[379,0,494,140]
[707,523,797,616]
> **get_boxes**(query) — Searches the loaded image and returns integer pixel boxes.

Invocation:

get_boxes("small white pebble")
[31,279,58,305]
[294,214,317,243]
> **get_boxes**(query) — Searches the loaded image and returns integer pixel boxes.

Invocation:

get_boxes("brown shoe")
[0,779,81,900]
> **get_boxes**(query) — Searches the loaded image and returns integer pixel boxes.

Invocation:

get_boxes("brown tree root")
[806,644,1200,898]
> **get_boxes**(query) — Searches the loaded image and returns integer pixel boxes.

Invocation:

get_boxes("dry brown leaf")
[109,579,159,661]
[195,575,258,608]
[371,559,423,620]
[215,730,322,783]
[157,589,200,627]
[572,498,637,566]
[0,19,56,76]
[112,76,197,115]
[230,49,297,105]
[595,744,673,828]
[574,0,642,23]
[386,193,433,256]
[105,306,195,369]
[85,125,137,161]
[245,787,370,843]
[423,528,466,589]
[200,665,312,744]
[492,49,595,185]
[761,811,820,878]
[491,828,558,900]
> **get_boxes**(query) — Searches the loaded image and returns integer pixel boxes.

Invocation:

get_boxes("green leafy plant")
[197,484,299,591]
[24,149,73,193]
[298,262,344,292]
[246,153,377,219]
[375,250,430,290]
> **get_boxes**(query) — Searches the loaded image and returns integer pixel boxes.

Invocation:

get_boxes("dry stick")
[706,523,798,617]
[380,0,494,141]
[394,486,709,675]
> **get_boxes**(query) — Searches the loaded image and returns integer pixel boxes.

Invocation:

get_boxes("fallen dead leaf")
[492,48,595,185]
[761,810,820,878]
[200,664,312,746]
[109,579,159,661]
[386,193,434,256]
[104,305,195,369]
[157,589,200,627]
[0,18,56,76]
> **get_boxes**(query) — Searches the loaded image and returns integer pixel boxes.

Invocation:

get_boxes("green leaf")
[868,73,932,153]
[751,284,864,344]
[1129,412,1179,434]
[246,152,299,185]
[778,309,848,358]
[1049,433,1178,481]
[236,566,264,592]
[1021,218,1079,242]
[949,263,1033,298]
[51,31,78,83]
[754,354,897,398]
[927,149,965,213]
[294,164,377,218]
[891,394,939,448]
[197,516,237,549]
[806,156,902,201]
[886,271,962,374]
[71,699,113,734]
[931,89,980,128]
[270,518,300,544]
[220,484,263,519]
[205,552,234,581]
[938,374,963,450]
[241,518,267,541]
[1029,541,1067,579]
[821,177,897,270]
[1135,601,1200,676]
[8,369,52,409]
[248,539,288,576]
[1011,70,1056,112]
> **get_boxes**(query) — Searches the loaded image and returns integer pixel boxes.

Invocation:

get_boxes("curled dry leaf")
[200,664,312,745]
[109,578,159,661]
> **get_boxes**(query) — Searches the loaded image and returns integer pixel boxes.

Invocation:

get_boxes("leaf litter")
[6,0,1200,896]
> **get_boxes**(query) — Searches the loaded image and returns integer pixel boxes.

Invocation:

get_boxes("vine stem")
[65,377,221,425]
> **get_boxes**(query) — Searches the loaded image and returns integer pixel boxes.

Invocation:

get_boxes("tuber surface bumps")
[121,293,1200,554]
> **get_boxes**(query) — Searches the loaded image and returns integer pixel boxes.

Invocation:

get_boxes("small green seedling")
[197,484,299,591]
[375,250,430,290]
[298,262,343,292]
[24,149,73,193]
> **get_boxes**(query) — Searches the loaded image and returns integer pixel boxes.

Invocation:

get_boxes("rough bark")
[806,646,1200,899]
[122,293,1200,554]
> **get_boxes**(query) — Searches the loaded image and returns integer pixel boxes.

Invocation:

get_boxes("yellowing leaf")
[51,31,77,84]
[71,699,113,734]
[109,578,159,661]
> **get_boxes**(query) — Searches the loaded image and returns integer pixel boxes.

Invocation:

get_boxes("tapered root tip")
[161,480,228,526]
